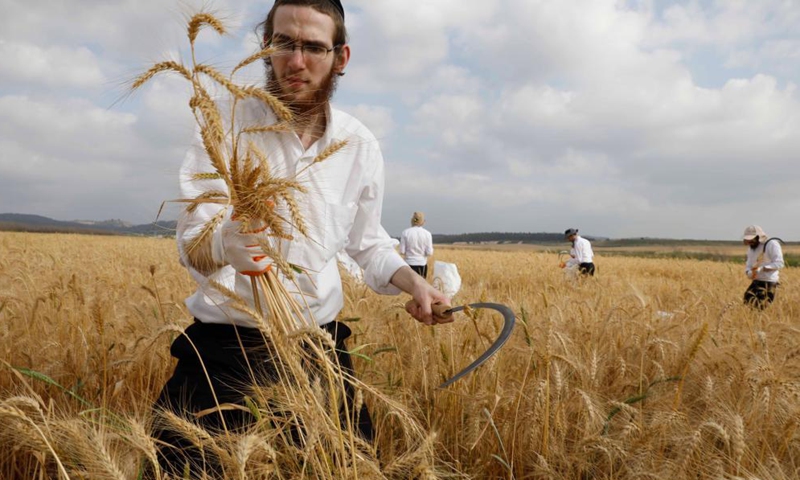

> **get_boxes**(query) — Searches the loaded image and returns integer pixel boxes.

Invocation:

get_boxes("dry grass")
[1,232,798,478]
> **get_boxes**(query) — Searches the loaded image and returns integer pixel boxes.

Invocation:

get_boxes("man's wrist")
[390,265,424,295]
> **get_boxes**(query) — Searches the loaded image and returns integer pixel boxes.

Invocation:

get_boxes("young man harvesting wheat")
[561,228,595,276]
[742,225,784,309]
[153,0,452,475]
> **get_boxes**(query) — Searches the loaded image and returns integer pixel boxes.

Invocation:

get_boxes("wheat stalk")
[188,12,226,44]
[131,61,192,91]
[232,47,276,76]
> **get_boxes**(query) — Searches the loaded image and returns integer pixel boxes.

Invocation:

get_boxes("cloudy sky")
[1,0,798,240]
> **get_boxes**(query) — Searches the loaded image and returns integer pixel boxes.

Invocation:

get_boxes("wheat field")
[0,231,798,479]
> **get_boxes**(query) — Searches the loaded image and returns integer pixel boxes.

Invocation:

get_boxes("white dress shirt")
[565,236,594,267]
[178,98,407,328]
[399,226,433,266]
[745,240,784,283]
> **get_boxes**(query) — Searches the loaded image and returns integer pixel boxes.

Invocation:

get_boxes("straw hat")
[411,211,425,226]
[742,225,767,243]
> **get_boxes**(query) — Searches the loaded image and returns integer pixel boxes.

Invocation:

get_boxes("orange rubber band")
[242,264,272,277]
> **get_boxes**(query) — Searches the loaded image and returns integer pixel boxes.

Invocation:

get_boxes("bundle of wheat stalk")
[128,12,438,479]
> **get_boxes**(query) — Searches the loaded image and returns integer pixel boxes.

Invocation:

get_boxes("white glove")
[213,215,272,276]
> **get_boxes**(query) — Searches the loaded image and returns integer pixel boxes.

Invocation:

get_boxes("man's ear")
[333,44,350,76]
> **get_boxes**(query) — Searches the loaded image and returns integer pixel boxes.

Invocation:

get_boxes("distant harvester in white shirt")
[565,236,594,267]
[400,226,433,267]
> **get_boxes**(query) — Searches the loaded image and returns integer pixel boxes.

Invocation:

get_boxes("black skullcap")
[329,0,344,20]
[273,1,344,20]
[564,228,578,237]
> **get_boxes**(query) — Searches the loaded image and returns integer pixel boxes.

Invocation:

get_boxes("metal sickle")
[432,302,516,388]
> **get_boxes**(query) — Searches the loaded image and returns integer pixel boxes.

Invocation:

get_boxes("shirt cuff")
[364,251,406,295]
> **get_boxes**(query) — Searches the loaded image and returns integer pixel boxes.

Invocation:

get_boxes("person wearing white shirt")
[561,228,595,276]
[153,1,452,475]
[399,211,434,278]
[742,225,784,309]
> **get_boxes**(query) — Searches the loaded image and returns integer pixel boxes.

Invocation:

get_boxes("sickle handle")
[432,303,454,319]
[404,300,454,319]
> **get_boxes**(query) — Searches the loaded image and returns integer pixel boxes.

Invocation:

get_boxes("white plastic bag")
[564,263,579,280]
[432,261,461,298]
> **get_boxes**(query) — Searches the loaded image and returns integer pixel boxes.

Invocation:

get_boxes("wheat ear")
[188,13,226,44]
[131,61,192,90]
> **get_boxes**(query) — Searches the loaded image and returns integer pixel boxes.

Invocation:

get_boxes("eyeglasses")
[269,38,341,63]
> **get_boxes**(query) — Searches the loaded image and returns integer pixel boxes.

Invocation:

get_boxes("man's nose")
[286,47,306,68]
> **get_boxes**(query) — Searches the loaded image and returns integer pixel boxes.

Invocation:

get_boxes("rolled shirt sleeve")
[761,241,785,271]
[344,145,405,295]
[176,132,230,271]
[425,231,434,257]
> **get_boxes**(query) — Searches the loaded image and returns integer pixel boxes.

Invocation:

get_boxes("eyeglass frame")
[266,35,343,62]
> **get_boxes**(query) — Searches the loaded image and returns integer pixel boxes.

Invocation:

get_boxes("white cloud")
[336,103,395,141]
[726,39,800,81]
[0,41,106,88]
[498,85,578,130]
[345,0,495,95]
[386,0,800,237]
[1,0,799,238]
[0,0,255,56]
[645,1,800,47]
[412,95,485,149]
[0,94,181,222]
[0,95,137,157]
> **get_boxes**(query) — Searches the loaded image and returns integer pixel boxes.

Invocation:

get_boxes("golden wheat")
[1,233,800,477]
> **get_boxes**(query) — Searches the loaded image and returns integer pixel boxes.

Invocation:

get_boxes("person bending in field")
[152,0,452,476]
[399,211,434,279]
[561,228,595,276]
[742,225,784,309]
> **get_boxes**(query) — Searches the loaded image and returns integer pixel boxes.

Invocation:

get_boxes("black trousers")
[152,319,373,477]
[744,280,778,309]
[410,264,428,279]
[579,262,595,276]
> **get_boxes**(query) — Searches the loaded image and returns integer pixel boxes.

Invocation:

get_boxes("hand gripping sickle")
[430,303,516,388]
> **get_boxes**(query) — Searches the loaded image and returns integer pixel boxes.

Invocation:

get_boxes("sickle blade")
[438,302,516,388]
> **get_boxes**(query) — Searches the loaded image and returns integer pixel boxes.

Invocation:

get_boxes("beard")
[265,65,339,118]
[749,240,760,250]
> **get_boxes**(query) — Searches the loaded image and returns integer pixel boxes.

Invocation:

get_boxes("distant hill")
[0,213,176,237]
[432,232,607,244]
[3,215,793,245]
[1,216,586,243]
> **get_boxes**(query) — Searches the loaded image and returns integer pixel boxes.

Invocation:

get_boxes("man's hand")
[559,262,566,269]
[391,266,453,325]
[218,217,272,276]
[749,267,760,280]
